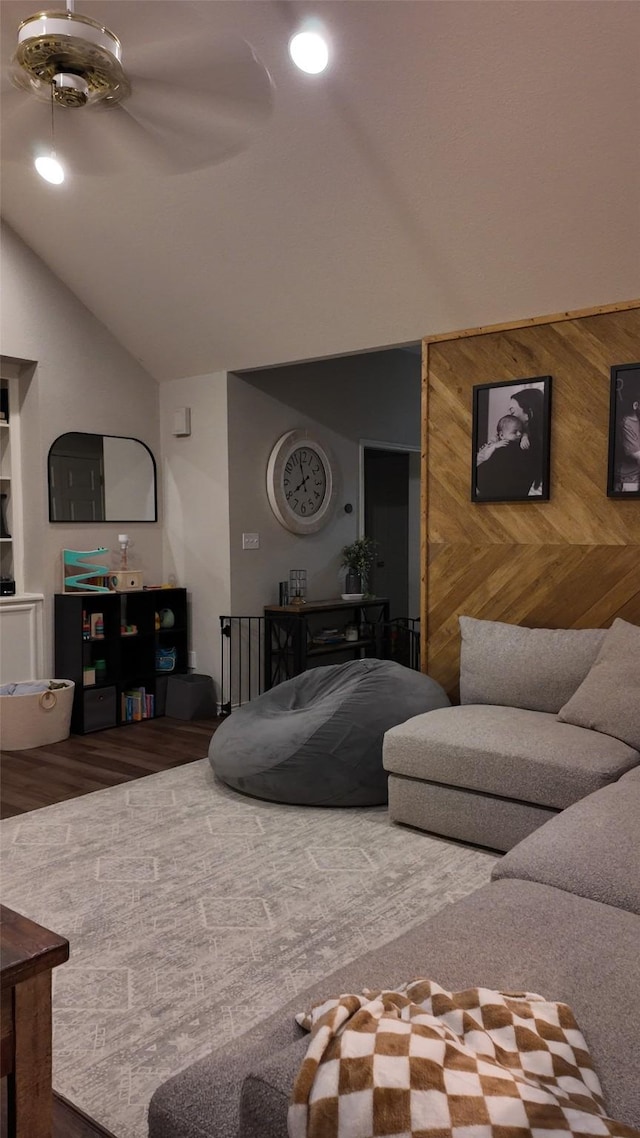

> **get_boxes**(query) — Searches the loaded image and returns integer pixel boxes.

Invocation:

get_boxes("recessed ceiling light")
[35,153,65,184]
[289,31,329,75]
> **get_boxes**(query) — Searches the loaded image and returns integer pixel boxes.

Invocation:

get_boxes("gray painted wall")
[160,372,231,692]
[2,223,421,692]
[227,350,420,617]
[1,223,163,673]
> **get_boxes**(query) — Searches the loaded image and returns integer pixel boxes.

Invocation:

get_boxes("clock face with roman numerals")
[284,446,327,518]
[266,430,337,534]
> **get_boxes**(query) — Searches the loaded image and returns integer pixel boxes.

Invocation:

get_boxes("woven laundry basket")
[0,680,75,751]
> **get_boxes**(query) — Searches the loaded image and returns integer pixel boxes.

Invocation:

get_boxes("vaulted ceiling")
[1,1,639,382]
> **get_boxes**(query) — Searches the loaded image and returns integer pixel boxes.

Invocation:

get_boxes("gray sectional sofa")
[384,617,639,850]
[148,618,640,1138]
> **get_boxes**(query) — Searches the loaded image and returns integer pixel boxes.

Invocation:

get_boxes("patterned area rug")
[0,759,495,1138]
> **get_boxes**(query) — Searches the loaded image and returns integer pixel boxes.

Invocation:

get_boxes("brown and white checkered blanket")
[288,979,638,1138]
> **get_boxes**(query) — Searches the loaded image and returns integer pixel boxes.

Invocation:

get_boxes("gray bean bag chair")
[209,659,450,806]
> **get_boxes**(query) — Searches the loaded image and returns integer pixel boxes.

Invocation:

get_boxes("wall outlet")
[188,651,197,669]
[242,532,260,550]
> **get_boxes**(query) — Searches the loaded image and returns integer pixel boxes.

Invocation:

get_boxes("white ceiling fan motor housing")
[12,10,130,106]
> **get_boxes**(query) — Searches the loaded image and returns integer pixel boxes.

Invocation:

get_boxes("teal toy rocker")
[63,548,110,593]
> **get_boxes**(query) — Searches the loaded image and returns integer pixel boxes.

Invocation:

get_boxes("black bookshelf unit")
[54,588,188,733]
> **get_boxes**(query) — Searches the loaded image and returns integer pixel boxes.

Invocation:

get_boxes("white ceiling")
[1,0,639,382]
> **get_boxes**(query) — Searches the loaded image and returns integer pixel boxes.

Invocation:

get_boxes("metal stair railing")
[219,614,420,715]
[219,615,266,717]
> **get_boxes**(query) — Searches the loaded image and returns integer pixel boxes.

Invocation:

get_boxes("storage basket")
[0,680,75,751]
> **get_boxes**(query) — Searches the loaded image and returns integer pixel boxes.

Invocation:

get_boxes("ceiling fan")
[1,1,274,177]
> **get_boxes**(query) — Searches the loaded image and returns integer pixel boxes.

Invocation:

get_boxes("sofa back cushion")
[557,618,640,750]
[459,616,606,713]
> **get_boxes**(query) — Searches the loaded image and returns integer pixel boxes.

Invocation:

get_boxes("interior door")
[364,449,409,618]
[49,454,104,521]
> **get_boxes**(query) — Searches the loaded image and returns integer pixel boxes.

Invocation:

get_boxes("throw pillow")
[557,618,640,751]
[459,616,606,713]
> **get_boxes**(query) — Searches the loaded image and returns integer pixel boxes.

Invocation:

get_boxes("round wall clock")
[266,429,338,534]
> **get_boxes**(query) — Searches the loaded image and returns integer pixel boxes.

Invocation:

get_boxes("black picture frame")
[607,363,640,498]
[471,376,552,503]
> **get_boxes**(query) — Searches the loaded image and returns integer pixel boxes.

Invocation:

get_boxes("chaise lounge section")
[383,617,639,851]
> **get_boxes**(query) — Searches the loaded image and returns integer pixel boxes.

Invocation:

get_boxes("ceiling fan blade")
[0,93,43,166]
[1,94,133,176]
[117,78,267,171]
[0,93,83,169]
[124,31,274,112]
[0,91,244,177]
[123,32,273,156]
[0,67,20,97]
[92,102,195,174]
[48,108,136,176]
[1,27,273,177]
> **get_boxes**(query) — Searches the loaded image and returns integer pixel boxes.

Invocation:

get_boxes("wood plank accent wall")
[420,301,640,697]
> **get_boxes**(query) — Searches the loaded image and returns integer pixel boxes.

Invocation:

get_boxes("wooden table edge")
[1,904,70,990]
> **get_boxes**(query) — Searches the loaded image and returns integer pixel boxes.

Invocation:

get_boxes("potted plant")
[340,536,376,595]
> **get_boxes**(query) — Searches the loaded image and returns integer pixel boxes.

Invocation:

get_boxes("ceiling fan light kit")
[289,30,330,75]
[34,152,64,184]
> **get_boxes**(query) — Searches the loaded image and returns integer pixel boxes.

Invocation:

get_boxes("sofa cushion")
[147,880,640,1138]
[620,764,640,785]
[492,762,640,912]
[557,618,640,751]
[382,705,639,809]
[387,775,556,851]
[459,616,606,713]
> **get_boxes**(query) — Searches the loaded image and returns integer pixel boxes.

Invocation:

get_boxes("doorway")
[361,442,420,619]
[49,435,105,521]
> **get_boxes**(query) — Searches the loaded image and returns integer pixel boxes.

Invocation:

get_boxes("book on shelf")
[312,628,346,645]
[121,686,155,722]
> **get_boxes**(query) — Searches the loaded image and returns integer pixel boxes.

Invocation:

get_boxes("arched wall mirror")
[48,432,157,522]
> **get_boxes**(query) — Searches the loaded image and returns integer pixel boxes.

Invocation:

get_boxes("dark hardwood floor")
[1,1084,117,1138]
[53,1091,119,1137]
[0,715,221,819]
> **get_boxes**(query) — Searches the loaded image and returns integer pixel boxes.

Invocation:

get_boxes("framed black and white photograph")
[607,363,640,498]
[472,376,552,503]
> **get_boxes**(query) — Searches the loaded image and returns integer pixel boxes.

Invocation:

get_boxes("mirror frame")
[48,431,158,523]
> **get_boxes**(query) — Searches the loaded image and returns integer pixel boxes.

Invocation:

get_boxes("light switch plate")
[242,533,260,549]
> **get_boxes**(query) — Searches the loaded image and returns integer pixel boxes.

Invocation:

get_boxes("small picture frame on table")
[607,363,640,498]
[471,376,552,503]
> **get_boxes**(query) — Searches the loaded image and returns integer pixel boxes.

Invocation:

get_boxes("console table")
[1,905,69,1138]
[264,596,389,688]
